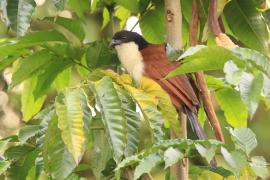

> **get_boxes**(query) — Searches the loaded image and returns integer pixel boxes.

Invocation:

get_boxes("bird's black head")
[110,30,148,50]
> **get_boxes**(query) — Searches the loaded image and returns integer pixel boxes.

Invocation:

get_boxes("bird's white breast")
[115,42,144,82]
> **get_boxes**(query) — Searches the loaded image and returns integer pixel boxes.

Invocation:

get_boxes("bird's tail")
[184,106,206,140]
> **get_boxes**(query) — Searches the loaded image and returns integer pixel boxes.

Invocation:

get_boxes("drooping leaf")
[91,76,126,163]
[55,88,88,164]
[103,70,164,142]
[6,0,36,36]
[167,46,243,78]
[0,161,11,175]
[134,153,163,180]
[223,60,243,86]
[195,144,217,163]
[115,85,141,157]
[139,77,180,136]
[250,156,270,179]
[215,88,248,127]
[140,4,165,44]
[18,125,40,142]
[34,59,72,99]
[42,117,76,180]
[224,0,270,54]
[220,147,247,177]
[164,147,184,169]
[228,127,257,155]
[239,73,263,118]
[11,50,53,87]
[21,74,46,121]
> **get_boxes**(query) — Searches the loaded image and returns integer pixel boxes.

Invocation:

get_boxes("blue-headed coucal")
[110,30,206,139]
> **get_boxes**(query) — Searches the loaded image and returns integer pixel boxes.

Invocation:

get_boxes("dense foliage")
[0,0,270,179]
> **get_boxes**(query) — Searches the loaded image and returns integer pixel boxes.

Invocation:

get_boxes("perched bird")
[110,30,206,139]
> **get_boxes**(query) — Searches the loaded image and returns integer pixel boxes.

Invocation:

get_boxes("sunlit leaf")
[114,0,138,12]
[215,88,248,127]
[101,7,110,29]
[164,147,184,169]
[250,156,270,179]
[195,144,217,163]
[55,88,88,164]
[0,161,10,175]
[223,61,243,86]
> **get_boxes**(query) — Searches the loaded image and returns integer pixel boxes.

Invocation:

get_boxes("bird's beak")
[109,39,122,48]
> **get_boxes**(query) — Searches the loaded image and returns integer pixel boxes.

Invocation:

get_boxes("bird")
[109,30,206,139]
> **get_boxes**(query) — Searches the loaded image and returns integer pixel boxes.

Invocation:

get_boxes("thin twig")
[130,4,154,31]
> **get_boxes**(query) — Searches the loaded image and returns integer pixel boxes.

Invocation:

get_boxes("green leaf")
[18,125,40,142]
[53,0,66,10]
[115,6,131,29]
[26,166,36,180]
[198,105,207,127]
[239,73,263,118]
[91,76,126,162]
[89,127,113,180]
[21,76,46,121]
[54,66,71,91]
[86,41,119,69]
[101,7,110,29]
[114,0,138,12]
[215,88,248,128]
[34,59,72,99]
[42,116,76,180]
[164,147,184,169]
[195,144,216,163]
[0,55,20,72]
[103,70,164,142]
[6,0,36,36]
[230,47,270,77]
[250,156,270,179]
[178,45,206,60]
[134,153,163,180]
[205,75,228,90]
[4,145,34,160]
[0,30,67,59]
[66,0,90,19]
[224,61,243,86]
[220,147,247,176]
[167,46,243,78]
[115,85,141,157]
[228,127,257,155]
[140,4,165,44]
[224,0,270,54]
[55,88,88,164]
[11,50,53,87]
[0,161,10,175]
[53,16,85,41]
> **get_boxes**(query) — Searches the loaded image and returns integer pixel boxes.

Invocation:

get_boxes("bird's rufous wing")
[141,44,199,112]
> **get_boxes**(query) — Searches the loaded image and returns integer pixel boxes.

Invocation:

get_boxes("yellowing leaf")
[55,88,88,164]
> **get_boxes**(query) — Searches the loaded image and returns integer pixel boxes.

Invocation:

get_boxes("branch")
[190,0,225,142]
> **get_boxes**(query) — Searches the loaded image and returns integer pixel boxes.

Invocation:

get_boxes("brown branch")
[190,0,225,142]
[208,0,222,36]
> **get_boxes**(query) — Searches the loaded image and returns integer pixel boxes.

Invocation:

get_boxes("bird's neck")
[140,44,167,61]
[115,42,144,82]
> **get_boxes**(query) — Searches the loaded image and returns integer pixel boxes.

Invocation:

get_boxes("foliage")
[0,0,269,179]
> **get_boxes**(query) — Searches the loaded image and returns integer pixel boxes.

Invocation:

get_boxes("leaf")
[52,16,85,41]
[0,30,67,59]
[91,76,126,163]
[114,0,138,12]
[115,85,141,157]
[86,41,119,69]
[0,161,10,175]
[4,145,34,160]
[250,156,270,179]
[167,46,243,78]
[239,73,263,118]
[6,0,36,36]
[220,147,247,176]
[115,6,130,29]
[52,0,66,10]
[205,75,228,90]
[224,0,270,54]
[164,147,184,169]
[140,4,165,44]
[0,55,20,71]
[54,66,71,91]
[103,70,164,142]
[34,59,72,99]
[198,105,207,127]
[26,166,36,180]
[178,45,206,60]
[134,153,163,180]
[139,77,180,136]
[11,50,53,87]
[66,0,90,19]
[101,7,110,29]
[18,125,40,142]
[215,88,248,128]
[223,60,243,86]
[228,127,257,155]
[42,117,76,180]
[21,76,46,121]
[195,144,216,163]
[55,88,88,164]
